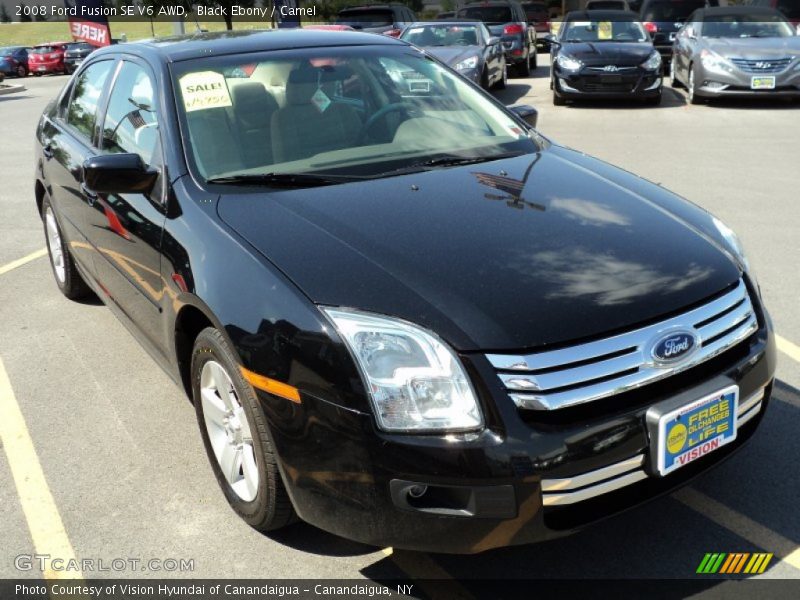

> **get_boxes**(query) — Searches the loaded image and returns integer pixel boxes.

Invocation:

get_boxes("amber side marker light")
[240,366,301,404]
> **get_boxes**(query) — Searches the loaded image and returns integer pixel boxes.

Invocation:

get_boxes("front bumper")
[554,66,662,99]
[695,63,800,98]
[257,306,775,553]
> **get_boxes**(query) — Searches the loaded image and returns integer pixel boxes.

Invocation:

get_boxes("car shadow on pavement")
[356,378,799,585]
[493,83,534,105]
[265,521,380,558]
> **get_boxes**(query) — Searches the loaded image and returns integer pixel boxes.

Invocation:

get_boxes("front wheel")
[688,64,704,105]
[670,56,683,88]
[16,64,27,77]
[192,328,296,532]
[42,195,92,300]
[493,62,508,90]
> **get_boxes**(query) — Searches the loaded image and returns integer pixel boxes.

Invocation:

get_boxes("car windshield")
[702,15,794,39]
[172,46,538,183]
[457,7,513,23]
[522,3,548,19]
[336,9,394,26]
[0,47,21,56]
[562,19,648,42]
[642,0,706,22]
[401,25,481,46]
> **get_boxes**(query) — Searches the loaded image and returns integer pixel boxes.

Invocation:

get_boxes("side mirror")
[487,36,501,46]
[82,153,158,195]
[508,104,538,129]
[543,33,560,47]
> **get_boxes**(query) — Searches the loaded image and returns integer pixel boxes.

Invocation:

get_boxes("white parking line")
[0,248,47,276]
[674,487,800,573]
[776,335,800,364]
[0,356,83,581]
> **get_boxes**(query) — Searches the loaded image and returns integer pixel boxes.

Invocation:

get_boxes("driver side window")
[101,61,160,167]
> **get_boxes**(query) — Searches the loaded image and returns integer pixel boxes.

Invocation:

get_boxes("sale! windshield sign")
[64,0,112,47]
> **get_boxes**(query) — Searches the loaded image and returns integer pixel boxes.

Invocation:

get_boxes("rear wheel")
[192,328,296,532]
[530,47,538,70]
[42,195,92,300]
[16,64,27,77]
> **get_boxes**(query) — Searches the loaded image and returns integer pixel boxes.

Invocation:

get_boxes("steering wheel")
[358,102,422,145]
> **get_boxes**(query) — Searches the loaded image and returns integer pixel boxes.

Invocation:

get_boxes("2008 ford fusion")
[35,30,775,553]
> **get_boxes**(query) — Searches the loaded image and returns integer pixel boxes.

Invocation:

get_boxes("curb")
[0,84,26,96]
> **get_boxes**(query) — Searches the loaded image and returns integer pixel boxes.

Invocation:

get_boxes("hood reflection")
[551,197,631,227]
[517,248,713,306]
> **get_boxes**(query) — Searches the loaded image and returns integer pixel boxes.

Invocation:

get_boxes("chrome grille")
[585,66,638,73]
[487,280,758,411]
[540,387,766,505]
[730,57,793,74]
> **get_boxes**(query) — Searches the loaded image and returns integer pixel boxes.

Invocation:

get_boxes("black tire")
[41,195,92,300]
[530,47,538,70]
[191,327,296,532]
[17,64,27,78]
[493,62,507,90]
[670,57,683,89]
[480,68,489,90]
[516,54,531,77]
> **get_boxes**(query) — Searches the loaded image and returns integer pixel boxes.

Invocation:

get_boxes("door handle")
[80,182,98,206]
[43,145,54,159]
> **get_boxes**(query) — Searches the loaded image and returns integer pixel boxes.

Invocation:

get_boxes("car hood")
[425,46,481,66]
[560,42,654,66]
[217,146,740,351]
[704,36,800,59]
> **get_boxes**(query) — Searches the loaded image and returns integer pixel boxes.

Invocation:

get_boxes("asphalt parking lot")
[1,59,799,591]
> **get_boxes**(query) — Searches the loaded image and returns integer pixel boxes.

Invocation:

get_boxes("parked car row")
[0,41,101,78]
[547,5,800,106]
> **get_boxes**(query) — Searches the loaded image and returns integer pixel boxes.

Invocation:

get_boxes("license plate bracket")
[646,384,738,476]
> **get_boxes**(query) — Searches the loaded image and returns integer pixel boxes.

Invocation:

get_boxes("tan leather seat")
[271,68,363,164]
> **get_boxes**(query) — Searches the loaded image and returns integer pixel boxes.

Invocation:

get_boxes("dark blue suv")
[640,0,718,72]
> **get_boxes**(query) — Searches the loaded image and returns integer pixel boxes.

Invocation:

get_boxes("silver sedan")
[671,6,800,104]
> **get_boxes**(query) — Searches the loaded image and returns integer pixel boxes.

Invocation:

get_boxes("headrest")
[231,82,278,115]
[285,65,356,106]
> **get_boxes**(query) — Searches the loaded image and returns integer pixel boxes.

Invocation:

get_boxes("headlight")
[557,54,582,72]
[712,216,750,272]
[641,50,662,71]
[454,56,479,71]
[701,49,731,73]
[323,308,483,433]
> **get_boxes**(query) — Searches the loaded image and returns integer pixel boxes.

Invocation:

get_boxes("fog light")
[408,485,428,499]
[706,81,727,90]
[559,78,579,92]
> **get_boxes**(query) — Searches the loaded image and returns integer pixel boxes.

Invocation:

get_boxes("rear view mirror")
[82,153,158,195]
[508,104,538,129]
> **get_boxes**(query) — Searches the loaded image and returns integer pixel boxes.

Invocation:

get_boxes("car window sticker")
[179,71,233,112]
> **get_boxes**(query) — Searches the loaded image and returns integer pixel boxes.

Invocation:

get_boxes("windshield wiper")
[374,152,526,177]
[206,172,357,188]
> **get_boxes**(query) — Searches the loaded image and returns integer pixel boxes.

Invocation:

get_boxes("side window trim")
[61,58,118,149]
[98,57,163,168]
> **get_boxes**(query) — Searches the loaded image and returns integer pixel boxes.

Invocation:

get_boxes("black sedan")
[35,30,774,553]
[400,21,507,89]
[550,10,664,105]
[63,42,97,74]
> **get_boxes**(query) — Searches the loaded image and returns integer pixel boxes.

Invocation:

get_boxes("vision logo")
[696,552,773,575]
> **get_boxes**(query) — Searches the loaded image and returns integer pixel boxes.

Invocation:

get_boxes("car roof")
[565,9,640,21]
[406,20,482,26]
[89,29,404,63]
[695,6,783,19]
[339,4,405,10]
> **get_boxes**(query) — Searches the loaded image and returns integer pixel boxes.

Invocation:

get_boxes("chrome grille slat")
[489,280,756,411]
[499,350,641,392]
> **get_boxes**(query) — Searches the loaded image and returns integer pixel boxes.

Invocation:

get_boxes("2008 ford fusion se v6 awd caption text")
[34,29,775,554]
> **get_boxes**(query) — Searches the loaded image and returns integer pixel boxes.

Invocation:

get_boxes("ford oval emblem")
[650,330,697,365]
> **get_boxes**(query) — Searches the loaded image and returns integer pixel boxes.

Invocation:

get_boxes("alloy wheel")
[45,207,66,283]
[200,360,259,502]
